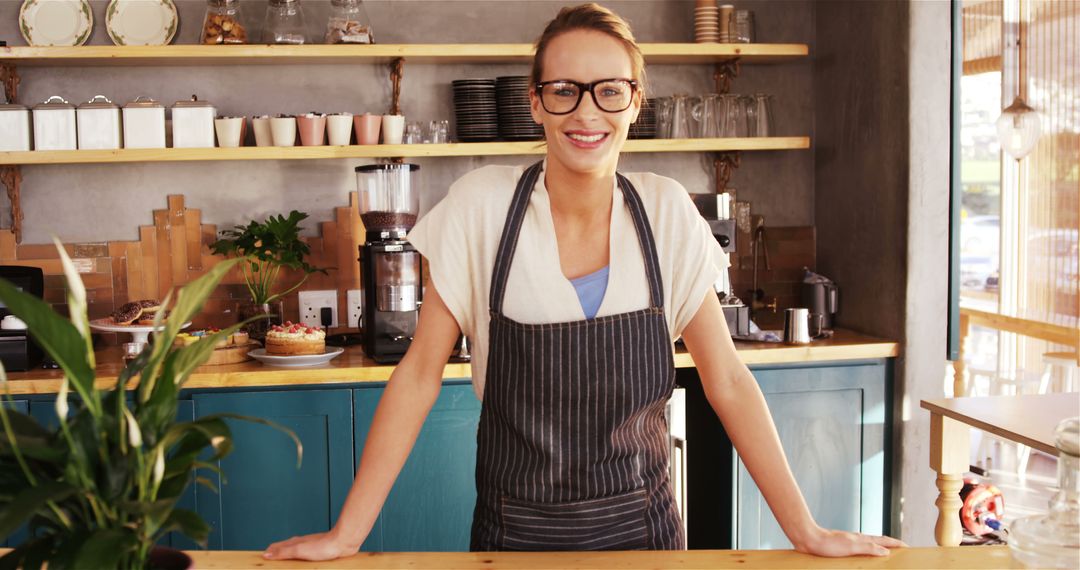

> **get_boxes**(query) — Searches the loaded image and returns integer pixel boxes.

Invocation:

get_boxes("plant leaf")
[0,535,54,570]
[205,413,303,469]
[156,508,210,547]
[71,528,137,570]
[0,480,76,538]
[53,238,95,372]
[0,280,97,417]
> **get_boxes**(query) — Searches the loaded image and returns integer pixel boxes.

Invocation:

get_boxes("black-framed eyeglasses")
[535,78,638,115]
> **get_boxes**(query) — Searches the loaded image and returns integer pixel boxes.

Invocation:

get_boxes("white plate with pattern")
[249,347,345,367]
[19,0,94,46]
[105,0,178,46]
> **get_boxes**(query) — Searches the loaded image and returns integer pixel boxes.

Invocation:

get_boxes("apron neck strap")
[489,161,665,316]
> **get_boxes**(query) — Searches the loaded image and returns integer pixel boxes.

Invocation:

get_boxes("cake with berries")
[264,322,326,356]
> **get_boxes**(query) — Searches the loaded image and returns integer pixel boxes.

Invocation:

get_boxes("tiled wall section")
[0,194,365,345]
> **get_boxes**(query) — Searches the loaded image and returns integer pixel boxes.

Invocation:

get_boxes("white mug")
[270,116,297,147]
[214,117,244,147]
[381,114,405,144]
[326,113,353,146]
[252,116,273,147]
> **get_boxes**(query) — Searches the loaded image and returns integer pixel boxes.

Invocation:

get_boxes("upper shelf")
[0,43,810,67]
[0,137,810,165]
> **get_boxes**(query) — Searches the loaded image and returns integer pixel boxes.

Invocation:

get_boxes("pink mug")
[354,113,382,145]
[297,114,327,146]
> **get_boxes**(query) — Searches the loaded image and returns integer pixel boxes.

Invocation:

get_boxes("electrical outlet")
[346,289,362,329]
[298,290,338,328]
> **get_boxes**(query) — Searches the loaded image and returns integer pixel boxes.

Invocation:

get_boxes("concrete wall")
[814,0,952,545]
[0,0,815,244]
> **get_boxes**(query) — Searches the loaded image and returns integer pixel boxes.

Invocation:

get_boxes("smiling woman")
[262,3,905,561]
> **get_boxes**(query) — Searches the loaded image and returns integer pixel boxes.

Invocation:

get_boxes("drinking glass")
[749,93,773,137]
[653,96,673,139]
[428,120,449,143]
[693,94,721,138]
[669,94,693,139]
[404,121,423,144]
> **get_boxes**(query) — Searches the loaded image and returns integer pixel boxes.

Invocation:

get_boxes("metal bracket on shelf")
[389,57,405,116]
[0,166,23,244]
[713,152,741,192]
[0,63,19,104]
[713,59,740,94]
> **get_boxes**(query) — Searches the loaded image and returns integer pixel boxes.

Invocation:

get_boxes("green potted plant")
[209,210,327,340]
[0,244,300,569]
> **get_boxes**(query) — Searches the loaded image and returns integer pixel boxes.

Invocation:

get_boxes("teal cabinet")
[733,361,890,549]
[354,382,480,552]
[2,399,30,548]
[192,389,353,550]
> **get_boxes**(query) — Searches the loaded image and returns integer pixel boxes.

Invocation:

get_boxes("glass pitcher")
[669,94,693,139]
[721,94,749,138]
[653,96,673,139]
[693,94,722,138]
[748,93,773,137]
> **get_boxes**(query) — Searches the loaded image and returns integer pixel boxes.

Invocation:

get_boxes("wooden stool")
[1039,352,1078,393]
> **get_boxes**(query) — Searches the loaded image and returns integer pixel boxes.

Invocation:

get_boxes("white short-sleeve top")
[406,161,730,399]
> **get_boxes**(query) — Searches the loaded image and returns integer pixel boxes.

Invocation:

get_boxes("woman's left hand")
[795,526,908,557]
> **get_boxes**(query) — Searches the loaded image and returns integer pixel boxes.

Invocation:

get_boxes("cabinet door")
[193,389,353,550]
[354,382,480,552]
[2,400,30,548]
[735,362,889,549]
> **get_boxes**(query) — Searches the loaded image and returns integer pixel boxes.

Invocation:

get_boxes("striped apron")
[470,161,684,551]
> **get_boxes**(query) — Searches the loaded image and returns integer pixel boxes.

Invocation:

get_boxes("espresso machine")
[690,193,748,336]
[356,164,422,363]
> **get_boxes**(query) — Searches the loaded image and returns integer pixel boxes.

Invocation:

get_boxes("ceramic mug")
[214,116,245,147]
[252,116,273,147]
[270,116,297,147]
[326,113,353,145]
[354,113,381,145]
[381,114,405,144]
[297,114,327,146]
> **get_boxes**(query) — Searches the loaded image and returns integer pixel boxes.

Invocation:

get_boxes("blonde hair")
[530,3,647,96]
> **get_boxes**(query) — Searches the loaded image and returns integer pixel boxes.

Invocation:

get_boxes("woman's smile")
[564,129,610,148]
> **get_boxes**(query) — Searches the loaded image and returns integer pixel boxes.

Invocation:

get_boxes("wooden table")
[921,393,1079,546]
[183,546,1021,569]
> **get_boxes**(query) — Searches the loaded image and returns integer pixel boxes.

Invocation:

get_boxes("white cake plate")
[89,318,191,345]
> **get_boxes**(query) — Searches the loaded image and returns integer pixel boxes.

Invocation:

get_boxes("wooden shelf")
[0,43,809,67]
[0,137,809,165]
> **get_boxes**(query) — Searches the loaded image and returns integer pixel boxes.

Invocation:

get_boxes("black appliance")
[801,279,839,330]
[356,164,422,364]
[0,265,45,371]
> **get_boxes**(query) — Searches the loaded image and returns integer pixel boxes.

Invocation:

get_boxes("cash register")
[0,265,45,371]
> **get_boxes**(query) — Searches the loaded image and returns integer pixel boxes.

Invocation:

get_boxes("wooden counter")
[1,329,896,395]
[182,547,1018,569]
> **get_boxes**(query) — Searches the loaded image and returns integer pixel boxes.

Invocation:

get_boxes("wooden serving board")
[202,341,260,366]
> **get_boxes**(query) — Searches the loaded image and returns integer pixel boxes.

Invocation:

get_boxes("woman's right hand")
[263,529,361,561]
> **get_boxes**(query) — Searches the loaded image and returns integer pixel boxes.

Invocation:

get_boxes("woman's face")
[531,29,642,178]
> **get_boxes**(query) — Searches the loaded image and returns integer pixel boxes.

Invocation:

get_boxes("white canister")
[123,97,166,149]
[32,96,77,151]
[77,95,122,150]
[171,96,216,148]
[0,103,31,151]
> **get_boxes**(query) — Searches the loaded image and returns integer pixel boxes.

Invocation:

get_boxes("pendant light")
[996,0,1041,160]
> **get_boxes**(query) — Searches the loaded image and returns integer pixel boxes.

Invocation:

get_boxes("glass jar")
[238,301,285,342]
[325,0,374,44]
[264,0,308,45]
[729,10,754,44]
[202,0,248,44]
[1009,417,1080,568]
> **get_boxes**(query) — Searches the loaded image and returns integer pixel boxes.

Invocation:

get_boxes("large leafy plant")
[209,211,326,306]
[0,243,301,569]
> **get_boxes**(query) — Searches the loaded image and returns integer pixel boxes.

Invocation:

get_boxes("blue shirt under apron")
[569,266,610,320]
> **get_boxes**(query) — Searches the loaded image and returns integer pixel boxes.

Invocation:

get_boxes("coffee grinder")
[356,163,422,363]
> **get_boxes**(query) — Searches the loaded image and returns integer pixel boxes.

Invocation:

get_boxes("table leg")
[929,412,969,546]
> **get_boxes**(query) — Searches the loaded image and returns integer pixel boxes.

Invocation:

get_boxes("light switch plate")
[346,289,362,329]
[298,290,338,328]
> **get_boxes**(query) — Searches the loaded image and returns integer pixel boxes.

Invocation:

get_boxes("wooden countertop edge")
[172,546,1018,569]
[2,335,898,396]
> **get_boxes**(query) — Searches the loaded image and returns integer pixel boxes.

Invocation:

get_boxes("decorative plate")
[19,0,93,47]
[105,0,178,46]
[248,347,345,368]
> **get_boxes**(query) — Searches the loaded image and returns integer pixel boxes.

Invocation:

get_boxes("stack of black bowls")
[495,76,545,141]
[452,79,498,142]
[629,98,657,139]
